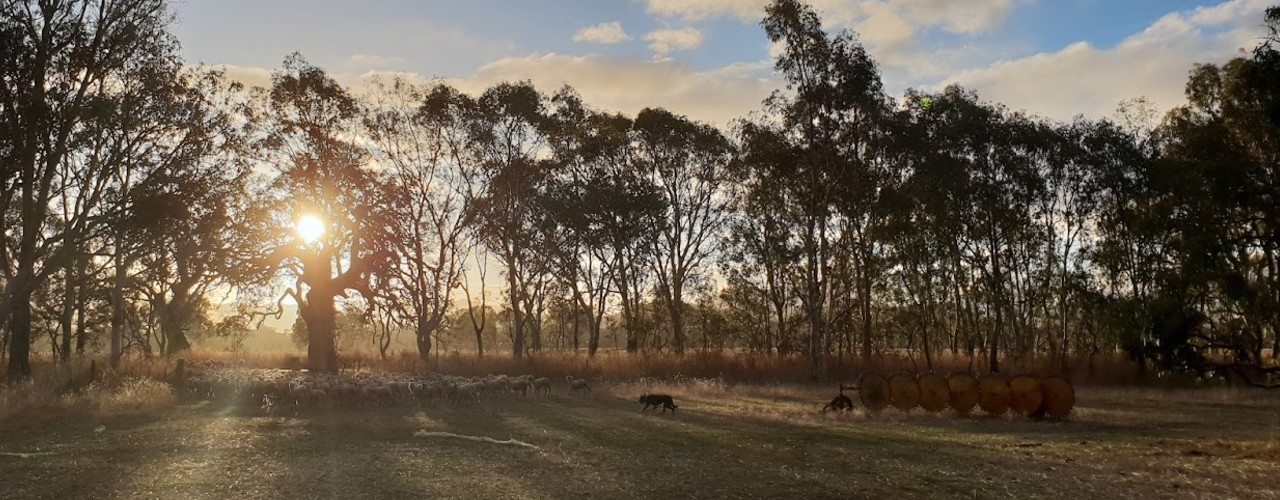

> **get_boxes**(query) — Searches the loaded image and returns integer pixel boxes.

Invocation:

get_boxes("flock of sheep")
[181,361,593,411]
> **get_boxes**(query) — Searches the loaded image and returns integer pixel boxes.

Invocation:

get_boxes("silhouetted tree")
[365,78,478,363]
[252,55,399,373]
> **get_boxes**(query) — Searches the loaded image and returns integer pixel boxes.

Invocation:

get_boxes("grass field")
[1,380,1278,500]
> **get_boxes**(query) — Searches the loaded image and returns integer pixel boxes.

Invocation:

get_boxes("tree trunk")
[110,250,127,369]
[571,304,581,352]
[59,262,76,362]
[619,260,639,353]
[5,286,33,380]
[988,237,1003,374]
[416,320,432,363]
[670,280,685,354]
[806,218,826,380]
[860,266,873,362]
[415,315,441,364]
[161,292,192,356]
[508,273,524,360]
[75,254,88,357]
[304,291,338,373]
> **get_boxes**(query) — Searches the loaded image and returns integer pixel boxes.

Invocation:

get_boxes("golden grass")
[165,347,1150,385]
[1,364,1277,498]
[0,377,174,431]
[0,347,1164,433]
[0,356,179,430]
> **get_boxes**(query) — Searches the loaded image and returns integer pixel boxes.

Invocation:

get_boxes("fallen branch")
[412,431,540,450]
[0,451,55,458]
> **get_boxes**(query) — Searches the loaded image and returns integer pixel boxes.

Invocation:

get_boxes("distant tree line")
[2,0,1277,384]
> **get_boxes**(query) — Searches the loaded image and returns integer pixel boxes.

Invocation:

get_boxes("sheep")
[566,376,591,395]
[309,388,329,407]
[509,378,533,397]
[532,377,551,395]
[457,382,484,402]
[288,382,311,406]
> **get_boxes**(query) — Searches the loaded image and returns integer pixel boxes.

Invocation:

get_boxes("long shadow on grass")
[487,394,1094,499]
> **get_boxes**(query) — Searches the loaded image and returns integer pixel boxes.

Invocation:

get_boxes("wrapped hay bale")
[889,374,920,412]
[859,373,890,413]
[1008,375,1043,417]
[1037,376,1075,419]
[947,374,979,415]
[978,375,1011,416]
[917,373,949,413]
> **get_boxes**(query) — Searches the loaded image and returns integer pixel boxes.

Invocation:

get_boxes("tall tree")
[542,92,636,355]
[253,55,398,373]
[1,0,183,378]
[469,82,553,360]
[122,68,254,356]
[633,108,733,354]
[365,78,478,363]
[758,0,889,377]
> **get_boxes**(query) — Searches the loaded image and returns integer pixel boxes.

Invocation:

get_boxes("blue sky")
[170,0,1276,125]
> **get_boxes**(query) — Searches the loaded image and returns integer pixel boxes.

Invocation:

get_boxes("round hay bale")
[1037,376,1075,418]
[1008,375,1043,417]
[947,374,979,415]
[978,375,1011,416]
[917,373,949,413]
[889,374,920,412]
[859,373,890,413]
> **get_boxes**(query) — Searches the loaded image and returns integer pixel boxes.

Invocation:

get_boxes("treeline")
[2,0,1278,383]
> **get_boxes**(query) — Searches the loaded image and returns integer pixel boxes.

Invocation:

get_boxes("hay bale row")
[855,373,1074,418]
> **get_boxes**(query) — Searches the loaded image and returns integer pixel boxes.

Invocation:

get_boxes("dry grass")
[0,377,175,431]
[0,347,1186,437]
[156,348,1150,385]
[0,356,178,431]
[1,378,1277,499]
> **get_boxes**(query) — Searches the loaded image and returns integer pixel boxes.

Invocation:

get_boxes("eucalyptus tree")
[120,68,254,356]
[0,0,220,377]
[633,108,733,354]
[1139,29,1280,374]
[468,82,555,359]
[917,86,1047,373]
[365,78,478,363]
[729,122,801,355]
[757,0,891,376]
[541,90,635,355]
[252,55,399,373]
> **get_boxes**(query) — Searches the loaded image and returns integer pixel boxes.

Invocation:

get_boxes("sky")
[170,0,1276,127]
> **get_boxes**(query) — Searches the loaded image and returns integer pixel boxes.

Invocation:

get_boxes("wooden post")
[88,359,96,385]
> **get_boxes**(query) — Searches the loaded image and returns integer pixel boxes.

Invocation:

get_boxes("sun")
[296,214,325,244]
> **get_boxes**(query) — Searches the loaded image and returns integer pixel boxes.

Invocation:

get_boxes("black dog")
[823,383,857,412]
[822,393,854,412]
[639,393,679,413]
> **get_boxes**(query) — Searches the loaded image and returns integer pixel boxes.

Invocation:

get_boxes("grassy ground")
[1,382,1278,499]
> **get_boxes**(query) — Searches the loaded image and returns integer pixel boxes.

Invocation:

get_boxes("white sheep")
[532,377,551,395]
[509,378,533,397]
[566,376,591,395]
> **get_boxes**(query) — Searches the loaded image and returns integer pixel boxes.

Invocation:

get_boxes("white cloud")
[855,2,914,50]
[346,54,405,69]
[644,0,1020,82]
[645,28,705,55]
[573,22,631,44]
[443,53,775,127]
[212,64,273,89]
[644,0,1016,35]
[938,0,1272,121]
[644,0,769,22]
